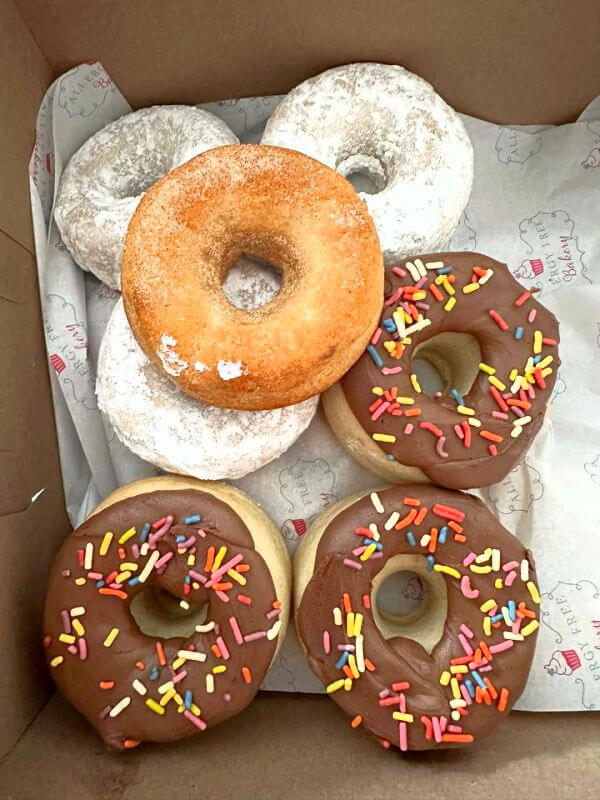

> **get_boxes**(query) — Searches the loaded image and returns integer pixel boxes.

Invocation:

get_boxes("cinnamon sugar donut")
[44,476,291,751]
[121,144,383,410]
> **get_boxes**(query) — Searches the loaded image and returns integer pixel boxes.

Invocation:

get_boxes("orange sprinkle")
[272,600,282,609]
[518,602,536,619]
[123,739,141,749]
[480,642,493,661]
[351,715,362,728]
[377,737,391,749]
[211,644,222,658]
[155,641,167,666]
[242,666,252,684]
[484,678,498,700]
[99,681,115,690]
[441,733,474,743]
[428,528,438,554]
[506,399,530,409]
[237,594,252,604]
[118,547,126,559]
[497,687,509,712]
[394,508,418,530]
[447,273,456,283]
[204,546,215,573]
[454,534,467,543]
[429,283,444,302]
[456,705,468,717]
[448,521,463,534]
[404,407,422,417]
[343,665,354,680]
[98,588,127,600]
[342,593,352,613]
[414,506,428,526]
[450,655,472,665]
[135,661,145,670]
[473,266,486,276]
[236,564,250,573]
[212,581,233,591]
[403,497,421,507]
[364,658,376,672]
[480,430,503,443]
[362,594,371,609]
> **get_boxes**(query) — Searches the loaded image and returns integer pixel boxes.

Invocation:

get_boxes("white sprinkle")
[179,600,190,610]
[140,542,150,557]
[384,512,400,530]
[426,261,445,270]
[195,622,216,633]
[449,698,467,708]
[138,549,160,583]
[467,417,482,428]
[420,534,431,547]
[503,632,524,641]
[158,681,174,695]
[84,542,94,571]
[206,674,215,693]
[132,679,147,696]
[491,549,501,571]
[370,492,384,513]
[414,258,427,277]
[513,415,532,428]
[70,607,85,617]
[217,359,244,381]
[405,261,421,281]
[355,634,365,672]
[177,649,207,662]
[109,696,131,717]
[368,523,380,541]
[267,620,282,640]
[479,268,494,285]
[520,559,530,582]
[333,607,343,626]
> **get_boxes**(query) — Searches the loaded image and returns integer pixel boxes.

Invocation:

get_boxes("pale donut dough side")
[55,105,238,289]
[89,475,291,659]
[262,63,473,264]
[96,299,318,479]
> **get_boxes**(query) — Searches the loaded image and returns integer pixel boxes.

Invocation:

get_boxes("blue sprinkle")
[514,326,524,340]
[491,613,503,623]
[184,689,193,710]
[533,354,542,364]
[128,577,140,586]
[383,318,396,332]
[406,531,416,547]
[367,345,383,368]
[508,600,516,621]
[471,670,486,689]
[184,575,191,584]
[335,651,349,669]
[362,538,383,550]
[176,534,186,543]
[95,579,105,588]
[386,454,395,461]
[465,679,476,698]
[150,666,159,680]
[184,514,201,525]
[439,526,449,544]
[450,388,464,406]
[139,522,151,543]
[436,266,452,275]
[426,555,435,571]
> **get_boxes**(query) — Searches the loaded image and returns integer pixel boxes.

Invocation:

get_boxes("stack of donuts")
[46,63,558,752]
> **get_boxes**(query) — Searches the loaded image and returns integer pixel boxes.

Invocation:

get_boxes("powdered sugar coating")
[262,63,474,264]
[97,299,318,479]
[55,105,238,288]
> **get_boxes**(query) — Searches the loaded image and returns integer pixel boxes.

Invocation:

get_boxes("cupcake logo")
[495,127,543,164]
[544,649,581,677]
[58,63,115,118]
[486,459,544,515]
[517,210,590,289]
[581,146,600,169]
[279,458,337,541]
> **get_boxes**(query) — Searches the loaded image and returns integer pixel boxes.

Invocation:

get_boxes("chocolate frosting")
[341,252,560,489]
[297,485,539,750]
[44,490,280,751]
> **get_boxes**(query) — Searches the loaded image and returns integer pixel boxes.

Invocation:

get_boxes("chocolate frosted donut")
[294,486,540,751]
[323,252,560,489]
[43,477,290,751]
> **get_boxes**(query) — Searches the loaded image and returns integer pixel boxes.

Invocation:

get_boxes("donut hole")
[337,154,386,195]
[222,253,282,310]
[412,332,482,398]
[371,555,447,653]
[130,585,209,639]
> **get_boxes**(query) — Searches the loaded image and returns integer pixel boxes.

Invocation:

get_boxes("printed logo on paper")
[447,211,477,251]
[58,63,115,118]
[495,127,543,164]
[45,293,97,410]
[279,458,338,541]
[486,459,544,515]
[584,455,600,486]
[540,579,600,709]
[516,210,590,291]
[550,371,566,403]
[581,121,600,168]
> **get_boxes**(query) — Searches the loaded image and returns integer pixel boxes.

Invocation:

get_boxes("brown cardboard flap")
[14,0,600,125]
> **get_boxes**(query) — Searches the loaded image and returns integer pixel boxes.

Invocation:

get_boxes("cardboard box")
[1,1,598,796]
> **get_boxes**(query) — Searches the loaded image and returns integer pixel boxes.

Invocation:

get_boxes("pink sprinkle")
[371,327,383,345]
[440,716,448,733]
[352,546,367,556]
[381,366,403,375]
[323,631,331,654]
[479,665,492,673]
[469,657,489,670]
[370,552,383,559]
[155,551,174,570]
[404,423,414,434]
[454,424,464,440]
[172,670,188,684]
[399,722,408,751]
[458,633,473,655]
[489,640,514,654]
[99,705,111,720]
[436,435,449,458]
[223,693,231,702]
[511,406,525,418]
[197,528,207,538]
[463,552,477,567]
[487,605,498,616]
[528,308,537,323]
[188,570,207,583]
[415,276,428,289]
[266,607,281,619]
[78,638,87,660]
[43,635,52,648]
[178,536,196,550]
[379,696,405,707]
[460,624,474,638]
[61,610,71,633]
[460,575,479,599]
[379,689,391,699]
[432,717,442,743]
[184,710,207,730]
[385,288,403,306]
[68,645,78,655]
[206,554,244,587]
[149,515,173,546]
[216,636,230,659]
[503,560,519,571]
[61,569,71,577]
[448,724,463,733]
[87,572,103,580]
[343,558,362,570]
[371,401,390,421]
[492,411,509,420]
[460,684,473,706]
[215,590,230,603]
[512,617,523,634]
[392,266,407,278]
[229,616,244,645]
[505,570,517,586]
[131,543,140,559]
[244,631,267,642]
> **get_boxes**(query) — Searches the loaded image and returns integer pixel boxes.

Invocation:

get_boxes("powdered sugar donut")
[96,299,318,479]
[262,63,473,264]
[55,106,238,288]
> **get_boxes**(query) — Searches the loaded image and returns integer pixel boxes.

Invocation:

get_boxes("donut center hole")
[371,555,447,653]
[222,253,283,310]
[130,585,209,639]
[412,332,482,399]
[337,154,387,195]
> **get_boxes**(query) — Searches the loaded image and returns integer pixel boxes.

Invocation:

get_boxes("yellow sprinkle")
[471,564,492,574]
[450,678,460,699]
[206,674,215,693]
[172,657,186,671]
[521,376,529,390]
[75,577,86,586]
[521,619,539,637]
[120,562,138,571]
[444,297,457,312]
[116,571,132,583]
[372,386,384,396]
[480,599,496,612]
[103,627,119,647]
[395,396,415,405]
[433,564,461,579]
[479,362,496,375]
[346,611,355,637]
[70,606,85,617]
[439,670,451,686]
[410,373,422,393]
[348,654,360,679]
[527,581,541,604]
[213,665,227,674]
[372,433,396,443]
[118,526,136,545]
[71,619,85,637]
[537,355,553,369]
[190,703,202,716]
[475,548,492,563]
[483,616,492,636]
[160,688,176,706]
[488,375,506,391]
[59,633,75,644]
[541,367,553,378]
[192,582,200,590]
[533,330,543,354]
[383,340,396,354]
[392,712,414,723]
[509,368,518,381]
[450,665,468,674]
[353,614,363,637]
[326,679,345,694]
[99,531,113,556]
[212,546,227,572]
[462,282,480,294]
[333,607,343,626]
[360,543,377,561]
[146,698,165,715]
[495,578,504,589]
[457,405,475,416]
[344,678,353,691]
[442,277,455,296]
[187,554,195,567]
